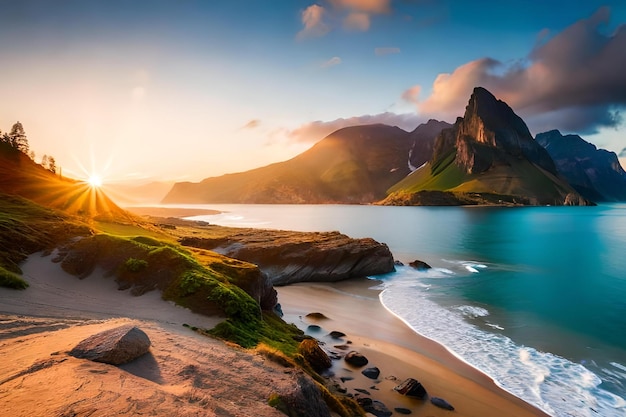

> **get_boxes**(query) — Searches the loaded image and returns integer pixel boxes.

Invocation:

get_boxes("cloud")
[344,12,370,31]
[375,47,401,56]
[328,0,390,14]
[321,56,342,68]
[297,0,391,37]
[297,4,330,39]
[242,119,261,129]
[405,7,626,134]
[285,112,423,144]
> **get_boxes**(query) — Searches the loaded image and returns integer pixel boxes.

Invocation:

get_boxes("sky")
[1,0,625,184]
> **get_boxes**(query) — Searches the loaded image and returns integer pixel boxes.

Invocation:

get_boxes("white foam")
[456,305,490,318]
[375,266,626,417]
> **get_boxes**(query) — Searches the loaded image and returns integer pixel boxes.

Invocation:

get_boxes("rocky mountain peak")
[449,87,557,175]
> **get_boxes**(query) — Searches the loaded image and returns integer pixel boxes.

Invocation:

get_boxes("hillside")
[163,123,447,204]
[0,142,132,218]
[536,130,626,202]
[382,88,592,206]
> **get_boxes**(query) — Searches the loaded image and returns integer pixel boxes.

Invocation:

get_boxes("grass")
[0,266,28,289]
[0,193,91,287]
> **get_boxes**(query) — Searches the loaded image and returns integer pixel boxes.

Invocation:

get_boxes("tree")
[41,154,48,169]
[47,156,56,174]
[8,121,29,154]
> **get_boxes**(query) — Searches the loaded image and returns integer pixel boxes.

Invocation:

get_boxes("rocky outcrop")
[271,375,333,417]
[69,325,151,365]
[536,130,626,202]
[409,260,432,270]
[453,87,557,175]
[180,230,395,286]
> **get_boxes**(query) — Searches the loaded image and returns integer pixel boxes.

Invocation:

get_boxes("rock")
[328,330,346,338]
[394,260,404,267]
[298,339,332,373]
[431,396,455,410]
[355,388,371,395]
[393,378,427,400]
[271,375,332,417]
[345,351,369,367]
[394,408,412,415]
[179,230,395,286]
[307,324,322,332]
[361,367,380,379]
[356,398,392,417]
[69,325,151,365]
[408,260,431,270]
[306,312,329,320]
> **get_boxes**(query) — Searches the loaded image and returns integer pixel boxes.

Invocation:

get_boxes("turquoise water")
[179,203,626,416]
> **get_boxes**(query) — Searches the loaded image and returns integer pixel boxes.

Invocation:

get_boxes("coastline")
[276,278,550,417]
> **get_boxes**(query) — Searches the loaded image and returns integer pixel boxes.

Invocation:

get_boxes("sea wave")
[375,266,626,417]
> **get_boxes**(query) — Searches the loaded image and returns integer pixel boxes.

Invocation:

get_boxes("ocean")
[175,203,626,416]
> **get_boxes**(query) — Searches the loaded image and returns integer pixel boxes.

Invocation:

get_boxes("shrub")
[124,257,148,273]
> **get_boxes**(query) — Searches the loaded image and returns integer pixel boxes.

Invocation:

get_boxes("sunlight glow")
[87,174,103,188]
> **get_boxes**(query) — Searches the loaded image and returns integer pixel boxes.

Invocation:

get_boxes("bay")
[174,203,626,416]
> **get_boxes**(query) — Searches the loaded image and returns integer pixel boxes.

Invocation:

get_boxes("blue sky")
[1,0,625,182]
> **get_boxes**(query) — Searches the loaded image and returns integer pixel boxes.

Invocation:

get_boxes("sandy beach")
[0,252,549,416]
[277,280,549,417]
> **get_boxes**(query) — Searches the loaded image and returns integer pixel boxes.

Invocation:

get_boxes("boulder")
[361,367,381,379]
[271,375,332,417]
[431,396,455,410]
[409,260,431,271]
[298,339,332,373]
[356,398,392,417]
[69,325,150,365]
[328,330,346,338]
[393,378,427,400]
[394,408,412,415]
[345,351,369,367]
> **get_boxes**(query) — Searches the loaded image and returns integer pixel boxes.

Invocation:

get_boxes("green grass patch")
[0,266,28,289]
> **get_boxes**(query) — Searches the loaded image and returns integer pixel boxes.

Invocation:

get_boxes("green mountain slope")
[382,88,592,206]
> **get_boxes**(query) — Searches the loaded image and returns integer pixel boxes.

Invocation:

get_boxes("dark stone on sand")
[298,339,332,373]
[340,376,354,382]
[361,367,381,379]
[409,260,432,271]
[334,344,350,350]
[394,378,428,400]
[431,396,455,410]
[328,330,346,338]
[307,324,322,332]
[394,407,412,415]
[69,325,150,365]
[394,260,404,266]
[345,351,369,367]
[273,375,332,417]
[356,398,392,417]
[354,388,371,395]
[306,312,329,320]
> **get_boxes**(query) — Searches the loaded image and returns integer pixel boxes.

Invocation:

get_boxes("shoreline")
[276,278,550,417]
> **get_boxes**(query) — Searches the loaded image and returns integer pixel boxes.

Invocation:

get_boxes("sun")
[87,174,103,188]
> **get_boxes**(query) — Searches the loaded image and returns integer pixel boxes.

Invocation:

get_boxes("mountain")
[163,124,432,204]
[0,142,131,218]
[105,180,175,205]
[408,119,453,170]
[536,130,626,202]
[382,87,591,206]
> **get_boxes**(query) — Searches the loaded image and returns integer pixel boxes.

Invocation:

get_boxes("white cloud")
[297,4,330,39]
[344,12,370,31]
[321,56,342,68]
